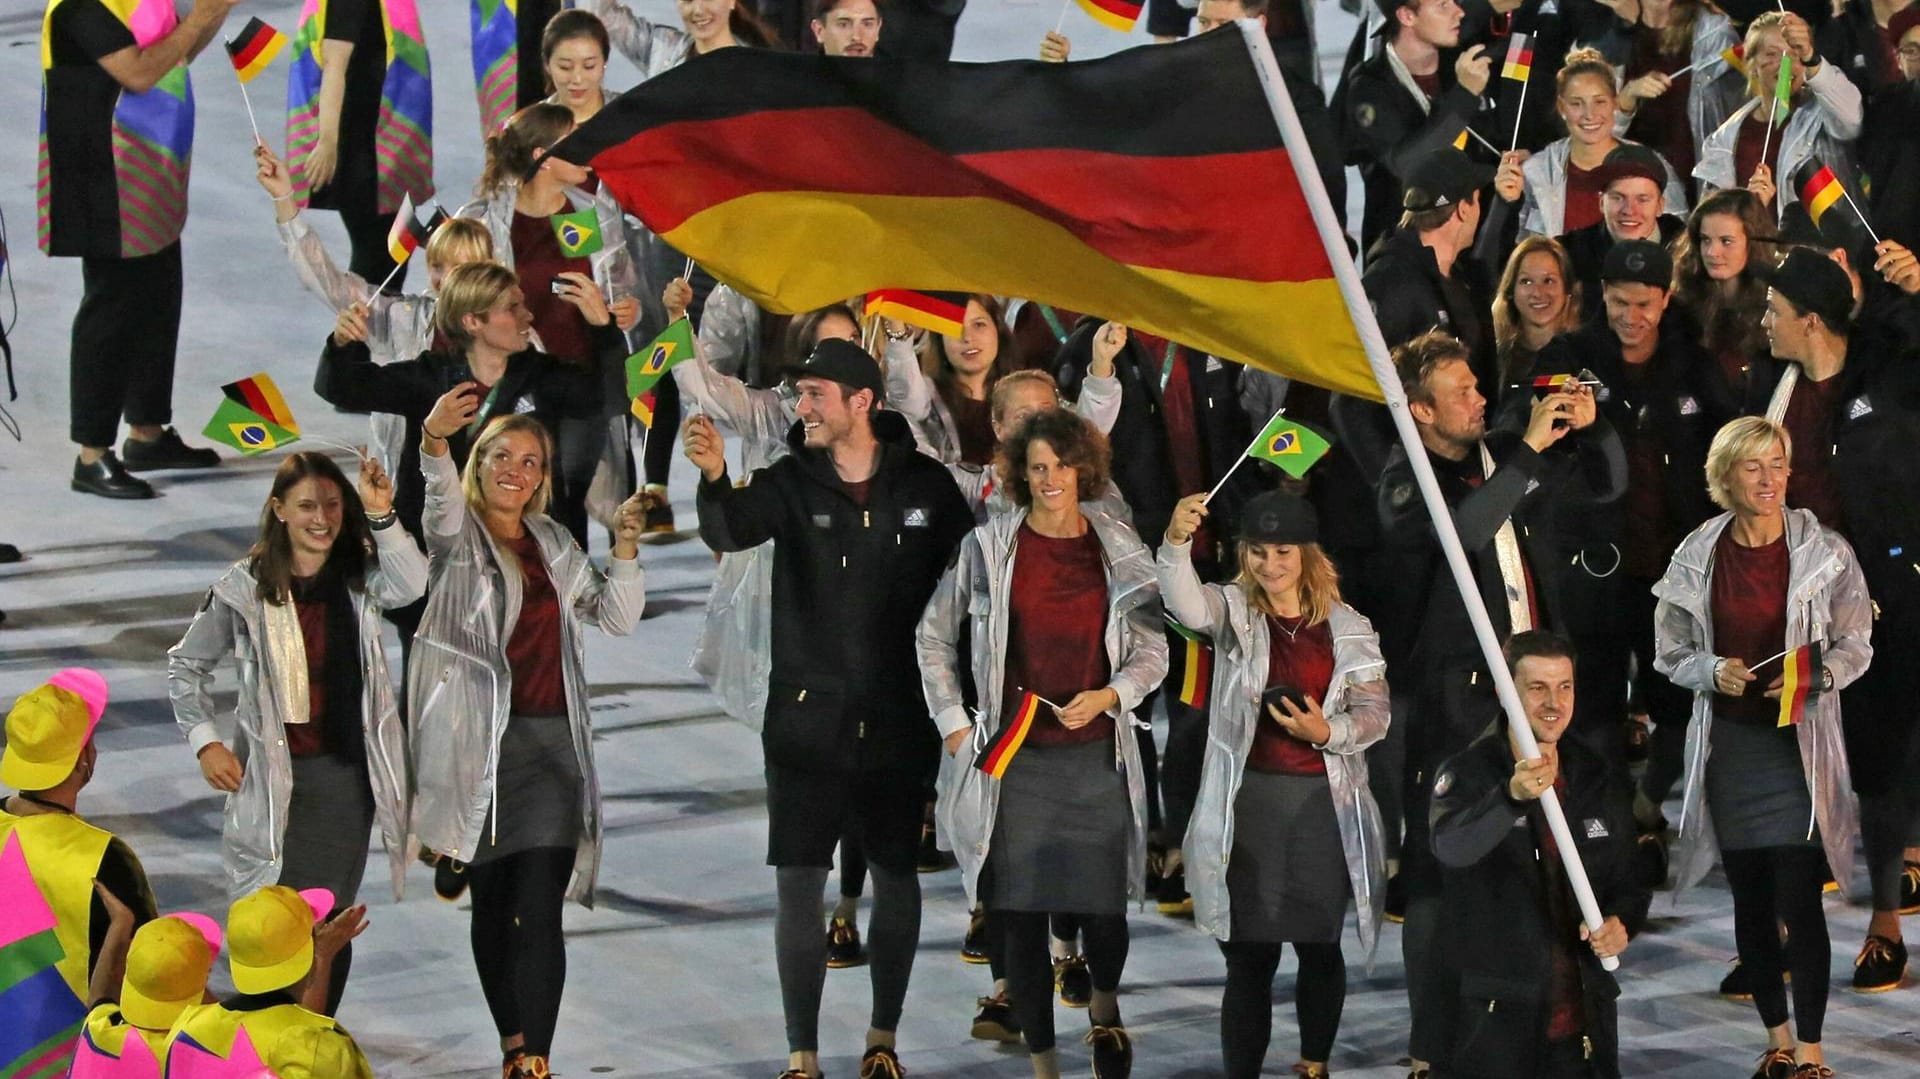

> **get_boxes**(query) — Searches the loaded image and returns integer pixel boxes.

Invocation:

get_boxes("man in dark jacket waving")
[1429,631,1641,1078]
[687,338,972,1079]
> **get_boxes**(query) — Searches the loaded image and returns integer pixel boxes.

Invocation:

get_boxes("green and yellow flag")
[1247,413,1330,478]
[204,397,298,455]
[626,317,695,399]
[551,207,603,257]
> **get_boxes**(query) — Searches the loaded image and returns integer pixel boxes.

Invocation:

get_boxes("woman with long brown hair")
[167,451,426,1015]
[1492,236,1584,398]
[1671,188,1780,413]
[888,294,1021,465]
[1158,489,1390,1079]
[410,411,649,1079]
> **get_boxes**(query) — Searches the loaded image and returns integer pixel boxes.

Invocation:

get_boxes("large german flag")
[550,25,1378,400]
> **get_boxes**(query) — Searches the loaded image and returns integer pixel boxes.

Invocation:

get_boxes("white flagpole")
[1838,187,1883,245]
[227,41,263,144]
[1201,404,1284,506]
[1510,61,1532,150]
[1054,0,1073,34]
[1238,19,1620,970]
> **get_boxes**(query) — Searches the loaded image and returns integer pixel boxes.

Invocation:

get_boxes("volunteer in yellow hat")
[1,669,157,1079]
[165,886,374,1079]
[69,910,219,1078]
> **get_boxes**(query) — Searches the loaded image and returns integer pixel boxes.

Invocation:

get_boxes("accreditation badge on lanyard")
[465,383,504,439]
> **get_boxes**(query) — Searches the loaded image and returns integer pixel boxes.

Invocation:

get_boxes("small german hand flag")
[1501,32,1533,82]
[225,17,287,84]
[221,373,300,435]
[386,195,431,264]
[630,390,657,428]
[1797,162,1845,227]
[1074,0,1144,32]
[866,289,967,338]
[978,691,1045,778]
[1776,641,1824,728]
[1721,43,1747,77]
[1167,618,1212,709]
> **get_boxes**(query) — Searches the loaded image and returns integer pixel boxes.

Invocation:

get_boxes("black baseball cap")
[783,338,886,399]
[1238,490,1319,545]
[1600,239,1672,289]
[1757,247,1854,331]
[1592,145,1667,193]
[1403,148,1497,212]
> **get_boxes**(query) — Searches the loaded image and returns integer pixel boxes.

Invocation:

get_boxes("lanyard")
[1160,341,1178,392]
[465,381,504,439]
[1038,304,1068,344]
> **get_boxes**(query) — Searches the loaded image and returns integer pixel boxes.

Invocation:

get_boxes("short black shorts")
[765,764,928,873]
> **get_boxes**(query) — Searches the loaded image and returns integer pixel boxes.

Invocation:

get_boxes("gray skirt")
[472,714,583,866]
[278,753,375,910]
[1707,717,1817,851]
[987,739,1129,914]
[1227,771,1351,943]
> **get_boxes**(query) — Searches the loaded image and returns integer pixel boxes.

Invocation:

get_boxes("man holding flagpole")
[40,0,242,499]
[1374,330,1621,1076]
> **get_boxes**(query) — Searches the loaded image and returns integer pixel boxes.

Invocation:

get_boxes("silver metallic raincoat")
[884,336,1123,464]
[1694,61,1863,215]
[1653,508,1871,903]
[1157,539,1392,956]
[407,449,646,904]
[457,183,643,328]
[1517,137,1691,238]
[584,0,692,81]
[917,505,1169,907]
[166,526,428,900]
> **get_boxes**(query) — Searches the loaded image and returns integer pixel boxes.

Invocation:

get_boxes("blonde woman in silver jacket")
[167,451,427,1015]
[1693,12,1863,218]
[1653,417,1869,1079]
[1158,488,1389,1079]
[409,409,648,1079]
[917,409,1167,1079]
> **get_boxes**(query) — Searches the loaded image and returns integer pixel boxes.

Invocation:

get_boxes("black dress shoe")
[0,543,20,564]
[120,427,220,471]
[73,452,156,499]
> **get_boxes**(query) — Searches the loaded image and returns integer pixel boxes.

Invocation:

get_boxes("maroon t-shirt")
[1535,777,1588,1043]
[1003,524,1113,747]
[1710,529,1789,725]
[290,590,330,758]
[842,477,871,507]
[503,531,568,717]
[509,209,594,366]
[1247,615,1333,775]
[1563,159,1607,235]
[949,392,997,467]
[1625,28,1696,183]
[1410,69,1441,100]
[1780,372,1846,532]
[1733,111,1783,202]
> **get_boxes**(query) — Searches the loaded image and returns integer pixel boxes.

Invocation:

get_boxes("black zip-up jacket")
[1363,227,1495,386]
[1523,317,1724,556]
[314,338,602,546]
[1744,336,1920,613]
[1558,215,1687,325]
[1863,82,1920,259]
[1428,725,1639,1078]
[1338,44,1489,252]
[696,411,973,774]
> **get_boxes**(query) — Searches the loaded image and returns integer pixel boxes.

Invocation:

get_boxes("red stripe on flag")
[586,108,1329,284]
[228,23,279,72]
[979,694,1042,778]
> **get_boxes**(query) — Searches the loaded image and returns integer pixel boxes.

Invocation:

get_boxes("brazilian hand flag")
[205,397,298,455]
[1246,413,1330,479]
[626,317,695,399]
[551,207,604,257]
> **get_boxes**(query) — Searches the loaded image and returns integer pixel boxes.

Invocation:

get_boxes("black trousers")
[641,375,681,487]
[1724,845,1830,1043]
[469,847,574,1056]
[997,909,1128,1054]
[1219,939,1346,1075]
[334,193,403,291]
[70,241,182,447]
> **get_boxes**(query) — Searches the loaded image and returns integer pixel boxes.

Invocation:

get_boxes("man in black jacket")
[1375,330,1622,1074]
[1523,241,1722,845]
[1429,631,1639,1078]
[688,339,972,1079]
[1339,0,1492,250]
[1744,248,1920,993]
[1555,146,1689,326]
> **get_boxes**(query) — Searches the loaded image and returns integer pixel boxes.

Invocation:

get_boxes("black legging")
[641,374,681,488]
[1218,940,1346,1076]
[838,830,867,901]
[469,847,574,1056]
[1723,846,1830,1043]
[996,910,1128,1053]
[775,864,920,1051]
